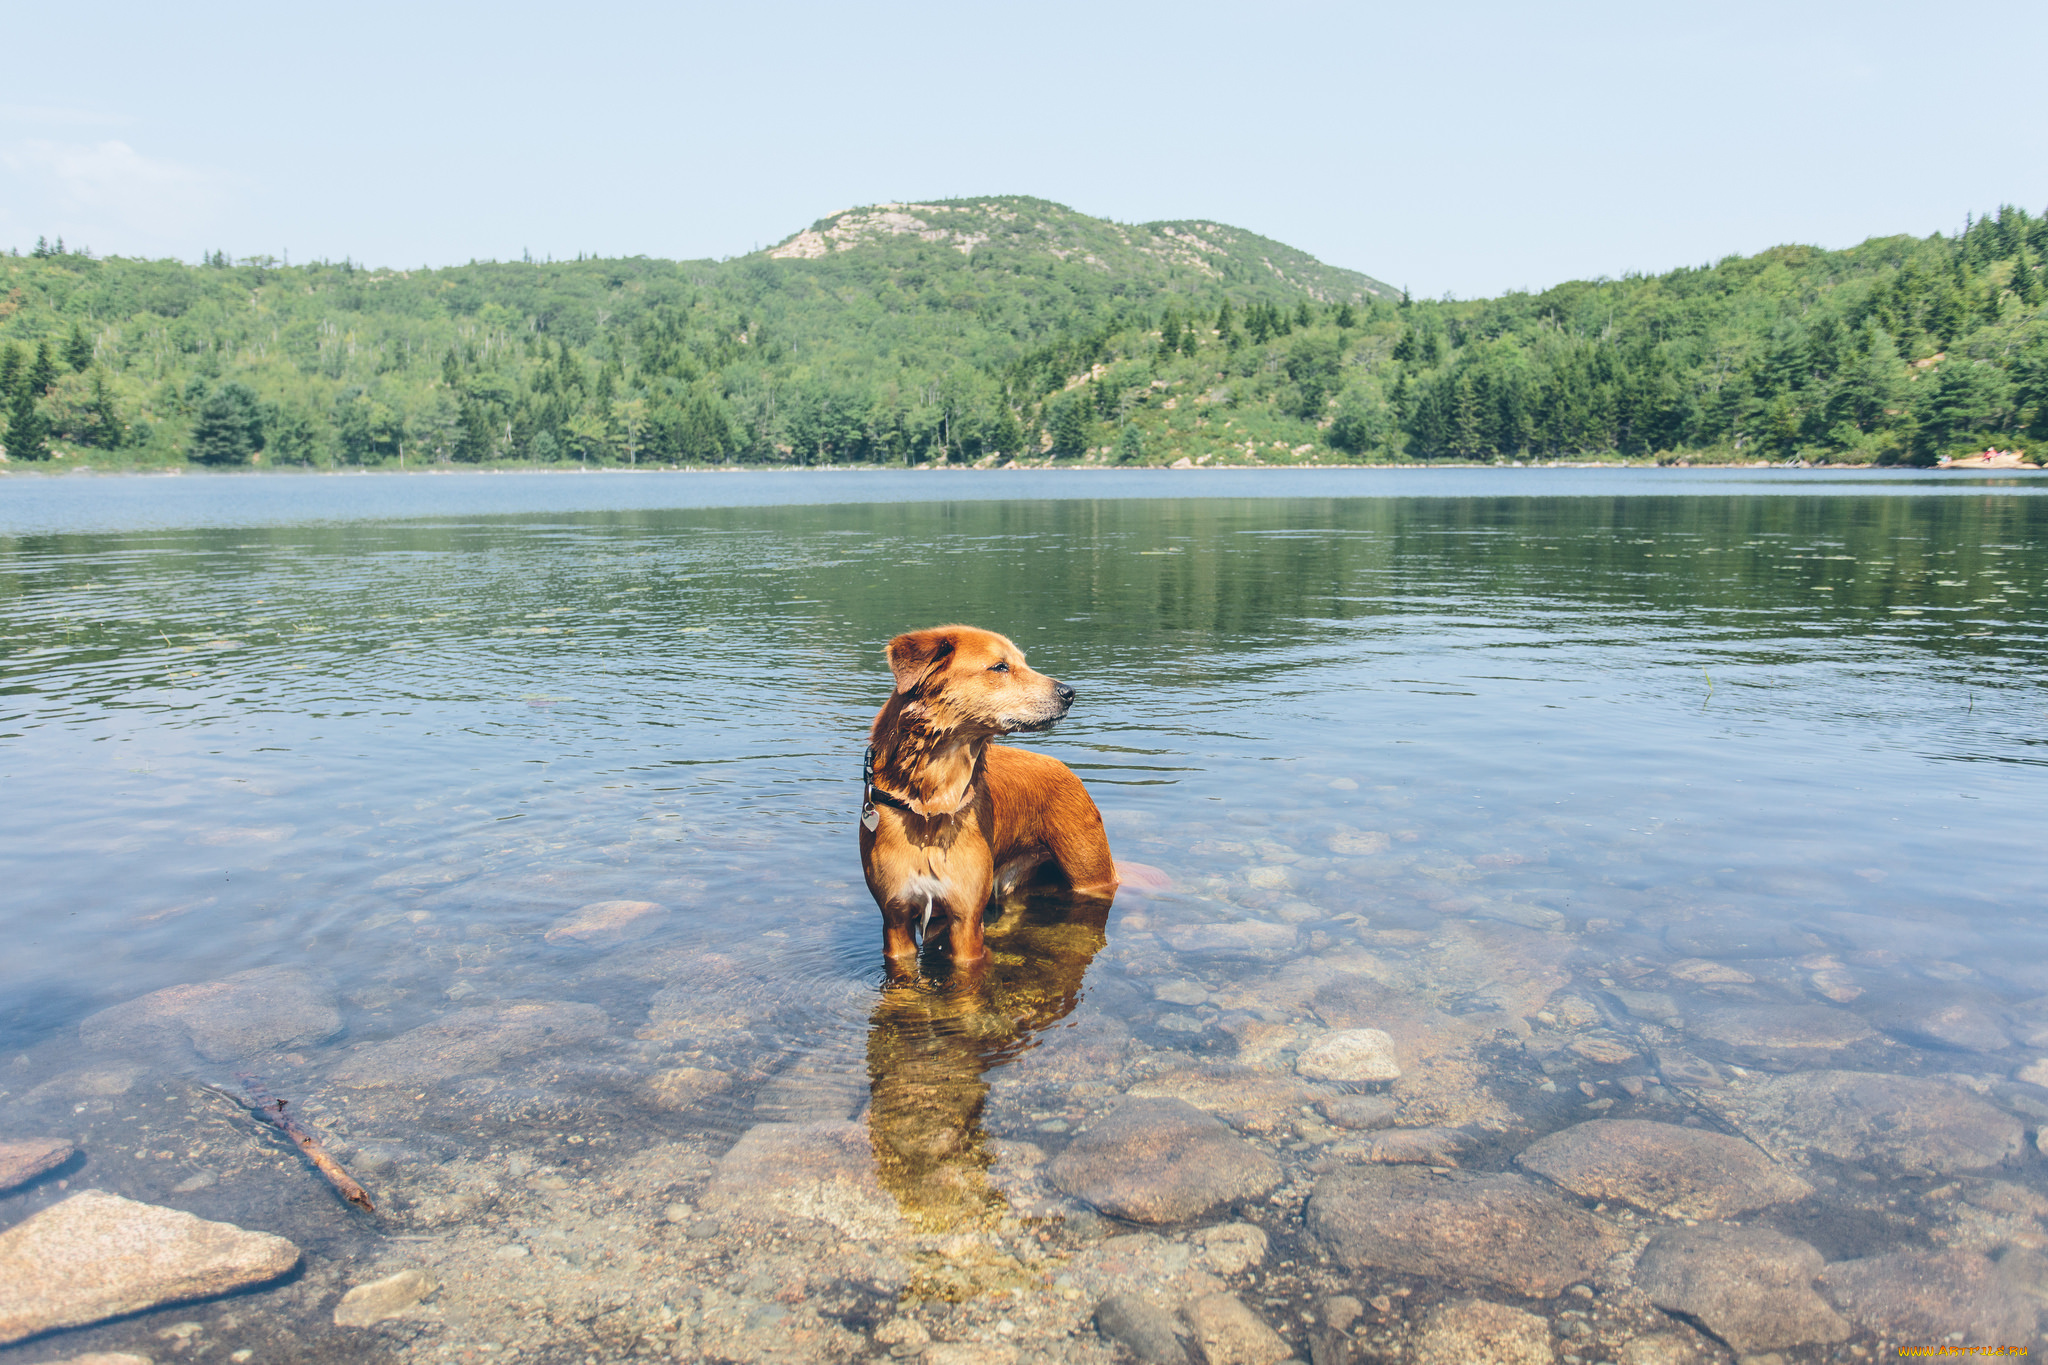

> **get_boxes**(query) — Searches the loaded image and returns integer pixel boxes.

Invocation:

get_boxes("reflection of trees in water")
[866,893,1110,1230]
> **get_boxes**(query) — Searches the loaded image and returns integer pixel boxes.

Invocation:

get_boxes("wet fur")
[859,625,1118,970]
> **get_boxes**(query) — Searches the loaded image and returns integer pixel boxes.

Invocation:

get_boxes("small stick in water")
[208,1072,376,1213]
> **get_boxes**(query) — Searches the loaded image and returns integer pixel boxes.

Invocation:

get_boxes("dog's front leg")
[881,905,920,973]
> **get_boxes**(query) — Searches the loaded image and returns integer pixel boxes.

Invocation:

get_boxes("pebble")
[1294,1028,1401,1082]
[1714,1069,2025,1174]
[1326,831,1390,856]
[543,899,668,946]
[1665,958,1754,984]
[1819,1248,2036,1344]
[1181,1293,1290,1365]
[2016,1058,2048,1087]
[1690,1005,1875,1061]
[1094,1294,1190,1363]
[1632,1225,1848,1353]
[1318,1095,1396,1130]
[0,1137,76,1193]
[1159,922,1298,961]
[1155,980,1210,1006]
[329,1000,609,1087]
[1048,1098,1282,1224]
[1307,1166,1625,1297]
[1244,866,1294,890]
[1617,1332,1701,1365]
[1411,1298,1554,1365]
[1193,1222,1269,1275]
[1517,1118,1812,1219]
[79,965,341,1061]
[1567,1035,1640,1066]
[1610,989,1683,1026]
[1341,1127,1471,1166]
[40,1355,154,1365]
[333,1268,439,1326]
[0,1190,299,1345]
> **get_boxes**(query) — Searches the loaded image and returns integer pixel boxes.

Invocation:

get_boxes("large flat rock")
[701,1121,906,1240]
[0,1137,76,1193]
[329,1000,608,1087]
[0,1189,299,1345]
[1306,1166,1625,1297]
[1712,1070,2025,1175]
[1689,1005,1874,1062]
[1632,1225,1848,1353]
[79,966,340,1061]
[1819,1249,2037,1345]
[1517,1118,1811,1219]
[1048,1098,1282,1224]
[1411,1299,1554,1365]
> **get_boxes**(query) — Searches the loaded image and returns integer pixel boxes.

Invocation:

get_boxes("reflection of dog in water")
[866,891,1110,1228]
[859,625,1142,974]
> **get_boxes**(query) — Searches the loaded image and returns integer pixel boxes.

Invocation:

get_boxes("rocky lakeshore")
[5,796,2048,1365]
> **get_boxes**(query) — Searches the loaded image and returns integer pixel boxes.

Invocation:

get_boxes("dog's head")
[884,625,1074,735]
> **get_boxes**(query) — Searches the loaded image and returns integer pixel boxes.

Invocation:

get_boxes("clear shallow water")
[2,473,2047,1362]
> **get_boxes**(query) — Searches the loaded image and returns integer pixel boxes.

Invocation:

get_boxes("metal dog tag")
[860,802,879,832]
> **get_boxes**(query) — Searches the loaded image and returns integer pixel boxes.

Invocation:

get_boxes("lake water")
[3,468,2046,1363]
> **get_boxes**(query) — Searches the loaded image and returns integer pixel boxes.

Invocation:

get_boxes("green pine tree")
[2013,253,2041,306]
[1114,423,1145,463]
[1334,303,1357,329]
[0,343,21,398]
[28,341,56,396]
[188,381,262,464]
[63,322,93,371]
[6,385,50,460]
[83,369,123,448]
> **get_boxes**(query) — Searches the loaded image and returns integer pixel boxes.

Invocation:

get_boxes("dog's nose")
[1055,684,1076,708]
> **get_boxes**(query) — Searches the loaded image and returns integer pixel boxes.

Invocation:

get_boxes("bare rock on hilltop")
[1517,1118,1811,1219]
[0,1189,299,1345]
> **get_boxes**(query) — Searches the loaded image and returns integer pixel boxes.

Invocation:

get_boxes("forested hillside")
[0,196,2041,471]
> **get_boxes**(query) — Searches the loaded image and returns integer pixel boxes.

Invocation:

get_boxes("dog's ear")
[885,629,956,694]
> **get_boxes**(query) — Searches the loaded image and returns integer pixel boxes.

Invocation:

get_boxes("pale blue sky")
[3,0,2041,298]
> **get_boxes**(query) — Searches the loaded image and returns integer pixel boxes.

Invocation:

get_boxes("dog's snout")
[1055,683,1076,708]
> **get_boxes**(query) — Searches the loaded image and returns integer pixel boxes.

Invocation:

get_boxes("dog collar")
[862,745,919,830]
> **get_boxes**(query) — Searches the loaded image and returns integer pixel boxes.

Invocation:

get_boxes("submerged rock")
[543,899,668,946]
[641,1065,732,1111]
[1048,1098,1282,1224]
[333,1268,438,1326]
[1295,1028,1401,1082]
[1715,1070,2025,1174]
[0,1190,299,1345]
[0,1137,75,1193]
[1124,1065,1318,1134]
[1885,1000,2012,1053]
[329,1000,608,1087]
[1517,1118,1811,1219]
[702,1121,904,1240]
[1411,1299,1554,1365]
[1094,1294,1189,1364]
[1319,1095,1397,1130]
[79,965,341,1061]
[1193,1223,1269,1277]
[1819,1248,2036,1345]
[1181,1293,1290,1365]
[1690,1004,1875,1061]
[1632,1225,1848,1353]
[1159,922,1298,961]
[1307,1166,1624,1297]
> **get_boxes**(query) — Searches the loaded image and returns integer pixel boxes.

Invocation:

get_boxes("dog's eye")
[988,661,1009,673]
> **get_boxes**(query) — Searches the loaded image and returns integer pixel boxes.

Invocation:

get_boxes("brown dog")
[859,625,1120,970]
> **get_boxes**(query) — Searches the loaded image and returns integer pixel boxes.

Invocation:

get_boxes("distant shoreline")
[5,460,2039,480]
